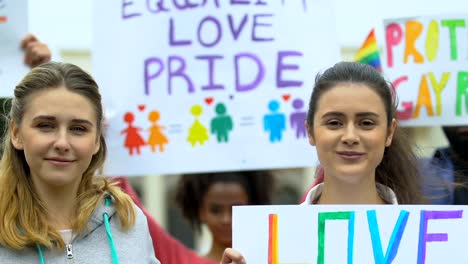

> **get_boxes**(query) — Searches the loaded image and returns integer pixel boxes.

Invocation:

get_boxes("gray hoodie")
[0,197,161,264]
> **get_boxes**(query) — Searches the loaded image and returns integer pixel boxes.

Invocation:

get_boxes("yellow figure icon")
[187,104,209,146]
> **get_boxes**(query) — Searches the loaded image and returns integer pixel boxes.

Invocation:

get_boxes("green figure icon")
[187,104,209,146]
[210,103,233,143]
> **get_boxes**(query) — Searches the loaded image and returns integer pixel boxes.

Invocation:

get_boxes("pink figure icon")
[121,112,146,155]
[147,110,168,152]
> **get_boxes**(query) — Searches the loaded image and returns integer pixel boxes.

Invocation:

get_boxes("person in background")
[0,62,159,263]
[220,62,425,263]
[175,171,275,263]
[423,125,468,204]
[115,176,219,264]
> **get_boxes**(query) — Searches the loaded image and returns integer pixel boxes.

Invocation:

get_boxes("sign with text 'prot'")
[382,15,468,126]
[233,205,468,263]
[92,0,340,176]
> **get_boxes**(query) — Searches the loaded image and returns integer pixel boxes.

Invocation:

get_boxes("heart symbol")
[282,94,291,102]
[205,97,214,105]
[138,104,146,111]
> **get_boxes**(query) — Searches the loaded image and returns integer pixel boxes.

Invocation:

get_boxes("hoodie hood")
[78,194,117,239]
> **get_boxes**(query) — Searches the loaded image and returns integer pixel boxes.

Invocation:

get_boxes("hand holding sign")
[20,33,51,67]
[220,248,246,264]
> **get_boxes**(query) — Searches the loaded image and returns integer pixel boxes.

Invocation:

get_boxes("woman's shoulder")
[0,245,38,263]
[133,203,149,227]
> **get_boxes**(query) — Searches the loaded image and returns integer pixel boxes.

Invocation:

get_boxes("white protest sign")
[93,0,340,176]
[0,0,28,97]
[382,15,468,126]
[233,205,468,263]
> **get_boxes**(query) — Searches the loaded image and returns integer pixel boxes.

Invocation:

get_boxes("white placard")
[0,0,28,97]
[234,204,468,263]
[93,1,340,176]
[381,15,468,126]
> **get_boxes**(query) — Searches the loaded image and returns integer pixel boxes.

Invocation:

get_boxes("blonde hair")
[0,62,135,250]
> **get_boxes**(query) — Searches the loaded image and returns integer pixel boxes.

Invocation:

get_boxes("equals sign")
[168,124,183,134]
[239,116,254,127]
[0,16,7,23]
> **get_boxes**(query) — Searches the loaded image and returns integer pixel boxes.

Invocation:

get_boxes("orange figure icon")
[121,112,146,155]
[147,110,168,152]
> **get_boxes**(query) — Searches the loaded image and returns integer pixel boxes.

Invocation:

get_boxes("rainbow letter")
[428,72,450,116]
[441,19,466,60]
[417,210,463,264]
[456,71,468,116]
[413,74,434,118]
[317,211,355,264]
[425,20,439,62]
[392,76,413,120]
[404,20,424,64]
[385,23,403,68]
[367,210,409,264]
[268,214,278,264]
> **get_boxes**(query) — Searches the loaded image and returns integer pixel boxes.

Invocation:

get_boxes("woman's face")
[199,182,249,247]
[11,86,100,193]
[307,83,396,185]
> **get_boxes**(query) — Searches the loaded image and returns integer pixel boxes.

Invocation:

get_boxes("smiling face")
[307,83,396,185]
[11,86,100,192]
[199,182,249,248]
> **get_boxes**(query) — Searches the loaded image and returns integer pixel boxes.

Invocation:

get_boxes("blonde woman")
[0,62,159,263]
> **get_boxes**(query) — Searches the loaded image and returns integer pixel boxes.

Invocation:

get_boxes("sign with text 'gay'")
[93,1,340,175]
[233,205,468,263]
[382,15,468,126]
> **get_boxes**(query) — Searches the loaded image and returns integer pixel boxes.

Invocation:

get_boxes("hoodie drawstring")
[36,196,119,264]
[104,196,119,264]
[36,244,45,264]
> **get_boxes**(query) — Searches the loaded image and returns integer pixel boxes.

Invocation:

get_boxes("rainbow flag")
[355,29,382,72]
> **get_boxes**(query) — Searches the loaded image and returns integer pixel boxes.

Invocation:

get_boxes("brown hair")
[175,170,275,232]
[307,62,424,204]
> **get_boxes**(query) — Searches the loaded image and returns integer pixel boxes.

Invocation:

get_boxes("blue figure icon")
[290,98,307,139]
[263,100,286,142]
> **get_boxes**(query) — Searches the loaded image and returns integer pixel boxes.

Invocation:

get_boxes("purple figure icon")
[290,98,307,139]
